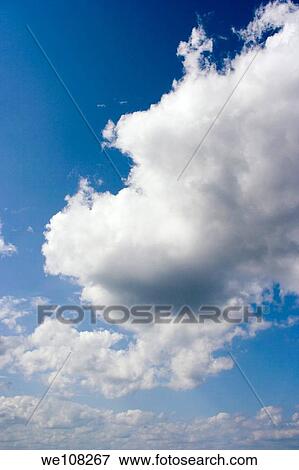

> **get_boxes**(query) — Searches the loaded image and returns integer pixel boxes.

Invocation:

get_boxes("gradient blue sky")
[0,0,299,445]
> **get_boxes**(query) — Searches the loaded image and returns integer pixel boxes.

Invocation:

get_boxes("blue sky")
[0,0,299,449]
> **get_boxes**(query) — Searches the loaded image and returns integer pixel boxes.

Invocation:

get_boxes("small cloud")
[0,296,28,332]
[102,119,116,143]
[27,226,34,233]
[0,223,17,257]
[119,100,128,105]
[67,167,80,180]
[97,103,106,108]
[95,177,104,187]
[30,296,49,308]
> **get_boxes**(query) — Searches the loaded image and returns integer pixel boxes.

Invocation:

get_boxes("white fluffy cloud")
[44,1,299,307]
[0,318,237,397]
[0,224,16,257]
[0,311,275,398]
[38,2,299,395]
[0,297,30,333]
[0,395,298,449]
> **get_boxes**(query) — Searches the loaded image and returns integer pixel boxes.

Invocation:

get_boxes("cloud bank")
[0,395,299,449]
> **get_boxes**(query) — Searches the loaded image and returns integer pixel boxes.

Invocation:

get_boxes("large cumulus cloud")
[43,1,299,307]
[39,2,299,394]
